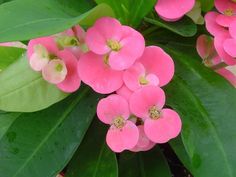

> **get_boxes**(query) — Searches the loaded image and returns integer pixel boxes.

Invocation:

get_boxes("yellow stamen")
[113,116,126,129]
[107,39,121,51]
[224,8,234,16]
[103,54,109,65]
[55,63,63,72]
[149,106,161,120]
[139,75,149,85]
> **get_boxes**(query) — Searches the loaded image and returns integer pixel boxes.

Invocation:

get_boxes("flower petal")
[106,120,139,153]
[42,59,67,84]
[129,86,166,119]
[205,12,227,37]
[130,125,156,152]
[155,0,195,20]
[116,85,133,101]
[214,33,236,65]
[77,52,123,94]
[138,46,174,87]
[97,94,130,124]
[27,36,58,59]
[56,50,81,93]
[144,109,182,143]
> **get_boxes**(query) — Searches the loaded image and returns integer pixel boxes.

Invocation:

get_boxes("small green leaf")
[0,46,25,71]
[0,0,114,42]
[65,119,118,177]
[0,87,100,177]
[0,54,68,112]
[144,16,197,37]
[95,0,156,27]
[119,147,172,177]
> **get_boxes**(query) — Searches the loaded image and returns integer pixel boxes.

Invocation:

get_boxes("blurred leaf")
[144,16,197,37]
[0,87,100,177]
[0,0,114,42]
[0,54,68,112]
[0,46,25,71]
[65,119,118,177]
[162,45,236,177]
[198,0,214,12]
[119,147,172,177]
[95,0,156,27]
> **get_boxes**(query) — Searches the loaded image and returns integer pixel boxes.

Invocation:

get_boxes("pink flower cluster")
[155,0,195,21]
[27,17,182,153]
[197,0,236,87]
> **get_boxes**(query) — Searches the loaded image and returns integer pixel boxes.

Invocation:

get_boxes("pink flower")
[129,86,182,143]
[130,125,156,152]
[97,94,139,152]
[85,17,145,70]
[155,0,195,21]
[123,46,174,90]
[77,52,123,94]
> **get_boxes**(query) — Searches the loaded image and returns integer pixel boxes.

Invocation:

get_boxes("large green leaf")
[0,87,100,177]
[0,0,114,42]
[95,0,156,27]
[0,54,68,112]
[65,119,118,177]
[163,45,236,177]
[0,46,25,71]
[119,147,172,177]
[144,16,197,37]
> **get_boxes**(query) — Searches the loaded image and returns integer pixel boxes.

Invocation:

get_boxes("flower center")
[231,0,236,3]
[224,8,234,16]
[149,106,161,120]
[56,36,79,50]
[139,75,149,85]
[107,39,121,51]
[113,116,126,129]
[203,58,213,67]
[55,63,64,72]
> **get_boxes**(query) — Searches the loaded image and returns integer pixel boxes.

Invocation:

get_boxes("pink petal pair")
[77,52,123,94]
[155,0,195,21]
[27,36,81,93]
[123,46,174,91]
[129,86,182,143]
[86,17,145,70]
[97,94,139,153]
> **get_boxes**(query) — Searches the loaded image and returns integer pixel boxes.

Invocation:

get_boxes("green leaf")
[65,119,118,177]
[198,0,214,12]
[0,46,25,71]
[95,0,156,27]
[119,147,172,177]
[0,54,68,112]
[163,45,236,177]
[0,87,100,177]
[144,16,197,37]
[0,0,114,42]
